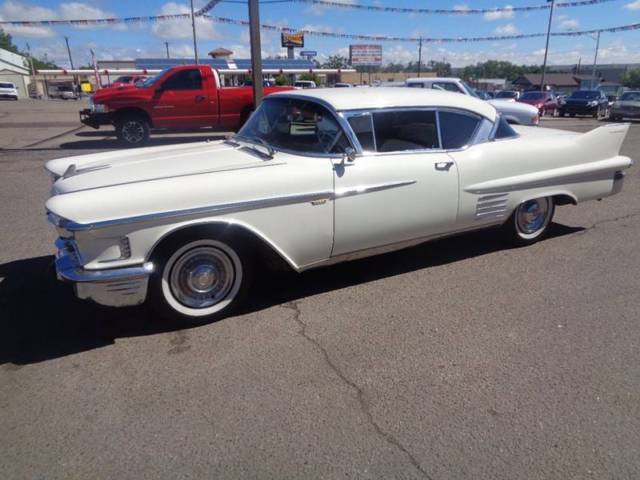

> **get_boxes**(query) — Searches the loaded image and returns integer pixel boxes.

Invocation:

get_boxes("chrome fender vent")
[475,193,509,220]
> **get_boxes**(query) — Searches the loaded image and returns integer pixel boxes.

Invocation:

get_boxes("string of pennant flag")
[286,0,618,15]
[1,1,639,44]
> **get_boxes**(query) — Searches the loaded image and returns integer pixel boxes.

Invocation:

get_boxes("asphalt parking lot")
[1,99,639,479]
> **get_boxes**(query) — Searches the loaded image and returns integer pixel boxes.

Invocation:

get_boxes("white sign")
[349,44,383,66]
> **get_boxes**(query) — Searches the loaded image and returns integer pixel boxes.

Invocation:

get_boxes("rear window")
[438,111,480,149]
[0,83,14,88]
[494,116,518,139]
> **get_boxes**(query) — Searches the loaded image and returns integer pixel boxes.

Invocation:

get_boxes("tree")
[274,74,289,86]
[622,69,640,88]
[0,29,19,54]
[461,60,538,81]
[299,72,321,85]
[427,60,452,77]
[322,54,349,69]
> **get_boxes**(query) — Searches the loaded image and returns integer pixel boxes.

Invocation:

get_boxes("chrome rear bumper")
[55,238,154,307]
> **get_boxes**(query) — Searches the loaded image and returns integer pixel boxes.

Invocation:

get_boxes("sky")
[1,0,640,68]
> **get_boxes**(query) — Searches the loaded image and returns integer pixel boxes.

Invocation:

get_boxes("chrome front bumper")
[55,238,154,307]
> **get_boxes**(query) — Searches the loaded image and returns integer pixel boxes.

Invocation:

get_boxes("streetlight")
[591,31,601,89]
[539,0,555,92]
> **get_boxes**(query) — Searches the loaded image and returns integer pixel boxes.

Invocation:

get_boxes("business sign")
[281,32,304,48]
[300,50,317,58]
[349,44,383,66]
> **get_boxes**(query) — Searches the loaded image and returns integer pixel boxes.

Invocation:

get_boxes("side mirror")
[344,146,356,163]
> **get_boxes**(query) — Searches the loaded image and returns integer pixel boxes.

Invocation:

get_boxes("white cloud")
[494,23,519,35]
[483,5,514,21]
[0,1,56,37]
[58,2,124,30]
[625,0,640,10]
[559,19,579,30]
[152,2,221,40]
[305,0,356,16]
[454,4,470,13]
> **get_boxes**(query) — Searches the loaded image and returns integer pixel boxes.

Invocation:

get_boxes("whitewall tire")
[503,197,555,246]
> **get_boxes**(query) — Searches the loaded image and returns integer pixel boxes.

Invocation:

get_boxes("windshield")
[570,90,599,99]
[496,91,517,99]
[460,81,479,98]
[237,97,351,155]
[621,92,640,101]
[139,68,170,88]
[521,92,544,100]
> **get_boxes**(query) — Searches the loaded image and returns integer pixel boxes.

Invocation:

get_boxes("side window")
[433,82,464,94]
[347,114,375,151]
[406,82,424,88]
[162,69,203,90]
[372,110,439,152]
[494,116,518,140]
[438,111,481,149]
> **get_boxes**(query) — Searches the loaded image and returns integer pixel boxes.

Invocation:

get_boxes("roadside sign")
[349,44,383,66]
[300,50,317,58]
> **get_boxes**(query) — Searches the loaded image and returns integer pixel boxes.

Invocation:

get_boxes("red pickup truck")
[80,65,291,146]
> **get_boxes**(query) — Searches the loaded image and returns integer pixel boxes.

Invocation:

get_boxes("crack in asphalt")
[281,301,434,480]
[576,210,640,234]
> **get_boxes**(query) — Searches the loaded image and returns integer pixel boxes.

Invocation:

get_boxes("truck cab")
[81,65,292,146]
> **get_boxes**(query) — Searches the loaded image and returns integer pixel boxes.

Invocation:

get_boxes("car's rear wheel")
[502,197,555,246]
[115,115,150,147]
[148,235,252,325]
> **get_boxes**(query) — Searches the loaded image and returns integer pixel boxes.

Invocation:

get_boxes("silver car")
[610,91,640,121]
[405,78,539,126]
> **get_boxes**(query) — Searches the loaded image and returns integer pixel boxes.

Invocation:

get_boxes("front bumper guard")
[55,238,154,308]
[79,109,112,129]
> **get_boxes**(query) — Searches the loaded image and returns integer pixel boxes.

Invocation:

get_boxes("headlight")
[93,103,108,113]
[588,101,598,107]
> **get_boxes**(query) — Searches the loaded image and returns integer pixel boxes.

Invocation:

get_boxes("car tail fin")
[577,123,630,158]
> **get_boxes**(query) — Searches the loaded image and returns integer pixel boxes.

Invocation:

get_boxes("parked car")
[559,90,609,119]
[55,85,79,100]
[495,90,520,100]
[405,77,539,125]
[46,88,632,324]
[518,91,560,116]
[334,82,353,88]
[0,82,18,100]
[610,90,640,121]
[294,80,317,89]
[475,90,494,100]
[80,65,292,146]
[105,75,148,89]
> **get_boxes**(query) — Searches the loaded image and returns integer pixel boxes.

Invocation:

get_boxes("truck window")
[162,69,203,91]
[433,82,464,94]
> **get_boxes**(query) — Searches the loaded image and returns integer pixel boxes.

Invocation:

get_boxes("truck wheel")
[116,115,150,147]
[148,233,253,325]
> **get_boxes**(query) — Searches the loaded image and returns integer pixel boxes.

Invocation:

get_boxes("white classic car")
[45,88,632,324]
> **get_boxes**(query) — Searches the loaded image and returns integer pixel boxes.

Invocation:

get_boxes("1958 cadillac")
[45,88,632,324]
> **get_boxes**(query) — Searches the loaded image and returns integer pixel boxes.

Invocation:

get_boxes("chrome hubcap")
[516,198,550,234]
[122,121,144,143]
[169,247,235,308]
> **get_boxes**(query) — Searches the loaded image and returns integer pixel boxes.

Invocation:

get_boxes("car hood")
[565,98,595,105]
[47,140,279,195]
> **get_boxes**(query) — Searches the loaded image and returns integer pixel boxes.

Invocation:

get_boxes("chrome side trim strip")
[334,180,417,198]
[63,190,334,231]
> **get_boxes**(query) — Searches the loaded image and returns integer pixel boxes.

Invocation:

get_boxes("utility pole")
[25,42,36,76]
[190,0,199,64]
[64,36,74,69]
[539,0,555,92]
[165,41,170,59]
[591,30,601,88]
[248,0,263,106]
[417,37,423,77]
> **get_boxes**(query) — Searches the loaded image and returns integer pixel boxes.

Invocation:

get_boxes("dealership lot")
[1,99,639,479]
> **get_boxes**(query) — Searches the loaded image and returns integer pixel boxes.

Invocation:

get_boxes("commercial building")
[0,47,31,98]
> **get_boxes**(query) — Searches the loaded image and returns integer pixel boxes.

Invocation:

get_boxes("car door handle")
[435,161,454,171]
[195,95,206,102]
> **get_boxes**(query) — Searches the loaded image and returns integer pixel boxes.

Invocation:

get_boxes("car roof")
[271,87,497,120]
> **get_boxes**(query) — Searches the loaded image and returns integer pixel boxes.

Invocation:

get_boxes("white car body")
[0,82,18,100]
[45,88,632,317]
[405,77,539,125]
[294,80,317,89]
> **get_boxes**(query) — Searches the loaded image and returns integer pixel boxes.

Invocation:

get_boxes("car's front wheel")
[148,235,252,325]
[115,115,150,147]
[502,197,555,246]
